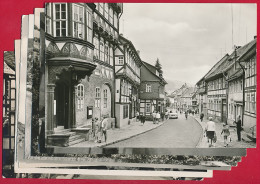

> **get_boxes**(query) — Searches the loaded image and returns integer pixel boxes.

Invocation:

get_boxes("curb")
[191,116,204,148]
[98,119,168,148]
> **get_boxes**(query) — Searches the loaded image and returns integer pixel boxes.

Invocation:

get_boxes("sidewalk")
[71,119,166,148]
[193,115,256,148]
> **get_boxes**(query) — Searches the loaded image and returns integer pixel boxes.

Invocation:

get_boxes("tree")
[155,58,163,76]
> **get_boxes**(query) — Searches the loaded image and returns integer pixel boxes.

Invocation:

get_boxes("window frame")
[53,3,68,37]
[72,4,84,39]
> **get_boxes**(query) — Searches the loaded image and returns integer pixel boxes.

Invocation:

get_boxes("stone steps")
[48,126,86,147]
[68,138,85,146]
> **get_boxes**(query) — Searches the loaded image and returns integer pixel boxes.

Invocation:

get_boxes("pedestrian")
[161,111,165,121]
[185,111,188,120]
[156,112,160,124]
[221,123,230,147]
[94,118,101,143]
[91,118,96,140]
[136,111,139,122]
[101,117,108,142]
[141,113,146,125]
[205,117,216,147]
[152,111,156,124]
[165,110,169,120]
[234,115,243,141]
[200,113,204,122]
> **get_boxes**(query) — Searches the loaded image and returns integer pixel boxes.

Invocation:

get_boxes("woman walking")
[205,117,216,147]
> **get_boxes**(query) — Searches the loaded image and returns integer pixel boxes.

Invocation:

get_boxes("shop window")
[146,103,151,113]
[123,105,128,119]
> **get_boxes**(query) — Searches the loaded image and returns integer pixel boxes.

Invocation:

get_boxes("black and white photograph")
[1,2,257,180]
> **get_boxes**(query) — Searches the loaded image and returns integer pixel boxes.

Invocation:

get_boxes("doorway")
[55,82,70,129]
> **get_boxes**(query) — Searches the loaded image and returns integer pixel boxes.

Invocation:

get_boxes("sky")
[120,3,257,86]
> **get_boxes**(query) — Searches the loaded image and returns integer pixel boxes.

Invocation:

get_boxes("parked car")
[169,111,178,119]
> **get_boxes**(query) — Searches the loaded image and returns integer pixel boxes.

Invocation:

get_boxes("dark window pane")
[55,4,60,12]
[61,4,66,11]
[62,29,66,36]
[56,29,60,37]
[61,21,66,28]
[56,12,60,19]
[61,12,66,19]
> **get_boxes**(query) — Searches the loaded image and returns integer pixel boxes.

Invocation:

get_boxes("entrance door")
[55,83,69,129]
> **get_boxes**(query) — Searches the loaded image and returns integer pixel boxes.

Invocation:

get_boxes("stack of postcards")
[2,3,256,180]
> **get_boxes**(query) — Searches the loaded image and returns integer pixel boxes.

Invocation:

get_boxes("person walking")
[140,113,146,125]
[136,111,139,122]
[165,110,169,120]
[205,117,216,147]
[101,117,108,142]
[234,115,242,141]
[185,111,188,120]
[152,111,156,124]
[200,113,204,122]
[221,123,230,147]
[156,111,161,124]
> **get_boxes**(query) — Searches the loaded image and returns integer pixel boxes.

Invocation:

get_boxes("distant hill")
[165,79,193,94]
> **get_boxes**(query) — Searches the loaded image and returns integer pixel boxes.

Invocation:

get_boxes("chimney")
[137,50,140,56]
[254,35,257,39]
[120,33,123,37]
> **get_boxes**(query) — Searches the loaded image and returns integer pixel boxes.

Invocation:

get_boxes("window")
[146,103,151,113]
[245,93,250,112]
[109,46,113,65]
[251,92,256,114]
[46,3,52,35]
[146,84,151,92]
[95,87,101,108]
[94,36,99,59]
[104,44,109,63]
[73,4,84,39]
[99,3,104,15]
[100,40,104,61]
[54,3,67,37]
[114,12,118,29]
[86,11,92,43]
[77,84,84,109]
[123,105,128,119]
[104,3,108,20]
[103,89,108,108]
[109,7,113,24]
[119,56,124,64]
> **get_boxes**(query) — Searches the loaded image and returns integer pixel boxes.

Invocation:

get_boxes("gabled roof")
[196,54,229,85]
[119,35,142,67]
[224,38,257,72]
[204,54,229,81]
[182,87,195,98]
[142,61,167,84]
[4,51,15,71]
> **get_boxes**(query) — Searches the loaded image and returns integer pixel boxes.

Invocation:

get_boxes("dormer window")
[146,84,151,92]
